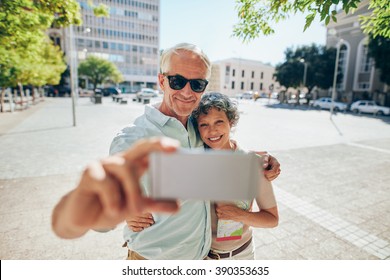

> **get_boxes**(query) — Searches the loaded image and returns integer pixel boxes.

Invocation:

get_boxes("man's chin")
[174,105,196,116]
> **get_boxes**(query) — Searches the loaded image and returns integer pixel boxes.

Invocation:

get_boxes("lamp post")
[300,58,308,89]
[299,58,308,106]
[69,25,77,127]
[69,27,91,126]
[330,39,343,118]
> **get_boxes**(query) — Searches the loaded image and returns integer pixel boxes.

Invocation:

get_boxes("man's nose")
[181,81,194,96]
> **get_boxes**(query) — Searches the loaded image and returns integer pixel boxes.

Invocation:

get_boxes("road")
[0,96,389,259]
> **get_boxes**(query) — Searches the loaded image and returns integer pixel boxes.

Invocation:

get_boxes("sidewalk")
[0,97,389,259]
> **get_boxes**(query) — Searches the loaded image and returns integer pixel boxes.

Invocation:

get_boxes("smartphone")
[148,149,262,201]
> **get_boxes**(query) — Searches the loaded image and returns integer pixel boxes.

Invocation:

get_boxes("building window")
[260,83,263,90]
[358,82,370,90]
[76,38,84,47]
[250,82,254,90]
[355,41,373,91]
[251,71,254,78]
[241,82,244,90]
[231,81,235,89]
[232,69,235,77]
[226,65,230,75]
[260,72,264,79]
[359,45,373,73]
[336,44,348,90]
[241,70,245,77]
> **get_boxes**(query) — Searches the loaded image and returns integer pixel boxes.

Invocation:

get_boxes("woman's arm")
[215,173,279,228]
[215,204,278,228]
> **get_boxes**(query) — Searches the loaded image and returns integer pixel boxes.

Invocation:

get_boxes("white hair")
[160,43,211,79]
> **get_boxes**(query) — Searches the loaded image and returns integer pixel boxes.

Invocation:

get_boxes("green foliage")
[368,35,390,85]
[88,0,110,17]
[33,0,82,27]
[360,0,390,38]
[233,0,390,42]
[78,56,123,89]
[274,44,337,91]
[0,0,80,88]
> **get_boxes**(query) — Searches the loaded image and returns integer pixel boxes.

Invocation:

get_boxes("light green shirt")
[110,103,211,259]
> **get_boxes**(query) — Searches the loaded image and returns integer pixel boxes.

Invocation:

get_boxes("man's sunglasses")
[163,74,208,93]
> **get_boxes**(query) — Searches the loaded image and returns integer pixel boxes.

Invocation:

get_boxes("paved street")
[1,97,389,260]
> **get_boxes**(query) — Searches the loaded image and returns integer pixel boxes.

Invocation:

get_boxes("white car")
[136,88,157,99]
[240,92,254,100]
[312,97,347,112]
[350,100,390,116]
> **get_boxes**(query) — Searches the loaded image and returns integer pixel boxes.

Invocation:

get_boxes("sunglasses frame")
[163,74,208,93]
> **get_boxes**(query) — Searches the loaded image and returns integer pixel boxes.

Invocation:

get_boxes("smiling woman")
[191,92,279,260]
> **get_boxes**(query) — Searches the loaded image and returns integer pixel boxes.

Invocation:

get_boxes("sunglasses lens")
[190,80,208,93]
[169,75,187,90]
[166,75,208,92]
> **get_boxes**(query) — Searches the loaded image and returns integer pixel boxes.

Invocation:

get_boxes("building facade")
[326,0,389,106]
[208,58,279,97]
[47,0,160,92]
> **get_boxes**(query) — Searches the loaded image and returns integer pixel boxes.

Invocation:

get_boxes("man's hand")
[256,152,281,181]
[126,213,154,232]
[52,137,180,239]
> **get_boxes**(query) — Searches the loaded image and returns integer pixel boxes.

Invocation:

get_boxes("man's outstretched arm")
[52,137,180,239]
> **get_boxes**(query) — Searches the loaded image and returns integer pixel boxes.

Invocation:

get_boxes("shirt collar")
[145,103,171,127]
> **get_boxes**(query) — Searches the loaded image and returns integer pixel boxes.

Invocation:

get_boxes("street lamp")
[69,25,77,127]
[69,26,91,126]
[299,58,308,106]
[299,58,308,89]
[330,39,344,118]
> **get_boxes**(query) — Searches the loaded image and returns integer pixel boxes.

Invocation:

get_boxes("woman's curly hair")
[191,92,239,127]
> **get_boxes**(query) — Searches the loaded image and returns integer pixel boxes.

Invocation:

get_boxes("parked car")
[241,91,253,99]
[235,93,243,99]
[101,87,121,96]
[312,97,347,111]
[350,100,390,116]
[136,88,157,99]
[79,88,94,97]
[45,85,71,97]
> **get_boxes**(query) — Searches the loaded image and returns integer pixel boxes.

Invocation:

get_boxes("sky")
[160,0,327,66]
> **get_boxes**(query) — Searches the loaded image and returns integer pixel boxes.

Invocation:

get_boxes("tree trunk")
[18,82,24,109]
[39,86,44,101]
[31,87,36,104]
[0,88,5,113]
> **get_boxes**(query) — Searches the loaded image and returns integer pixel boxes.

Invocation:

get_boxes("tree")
[274,44,338,92]
[368,35,390,85]
[233,0,390,42]
[78,56,123,90]
[87,0,110,17]
[0,0,81,110]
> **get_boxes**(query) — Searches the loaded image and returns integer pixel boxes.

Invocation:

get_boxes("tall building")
[326,0,389,106]
[47,0,160,92]
[208,58,279,97]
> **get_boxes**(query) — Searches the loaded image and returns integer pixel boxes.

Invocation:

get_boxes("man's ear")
[158,73,165,91]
